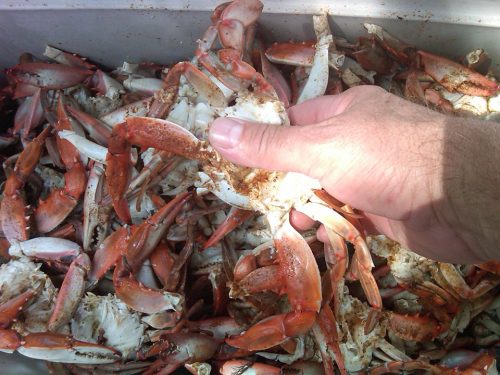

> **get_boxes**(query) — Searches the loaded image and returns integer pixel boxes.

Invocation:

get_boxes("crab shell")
[71,293,146,359]
[194,93,320,231]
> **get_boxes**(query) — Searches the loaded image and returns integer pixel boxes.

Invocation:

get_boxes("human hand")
[208,86,499,264]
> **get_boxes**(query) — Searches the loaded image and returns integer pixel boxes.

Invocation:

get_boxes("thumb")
[209,117,319,174]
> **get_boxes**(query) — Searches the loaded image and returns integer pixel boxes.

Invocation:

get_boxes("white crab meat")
[338,294,387,372]
[71,293,145,359]
[0,258,56,334]
[368,235,431,284]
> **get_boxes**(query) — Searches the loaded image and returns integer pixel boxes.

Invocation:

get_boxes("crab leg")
[43,45,95,70]
[148,61,226,119]
[296,202,382,309]
[34,98,87,233]
[312,304,346,375]
[437,262,500,299]
[204,207,254,249]
[226,220,321,351]
[0,329,119,363]
[0,126,51,242]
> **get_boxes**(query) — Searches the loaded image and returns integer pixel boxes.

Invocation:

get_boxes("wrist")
[441,116,500,261]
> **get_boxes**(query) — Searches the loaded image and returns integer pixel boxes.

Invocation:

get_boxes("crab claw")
[143,333,218,375]
[418,50,499,96]
[34,97,87,234]
[8,237,82,263]
[0,289,37,329]
[226,220,321,351]
[88,227,130,286]
[125,191,192,273]
[106,116,206,223]
[17,332,120,364]
[47,253,91,332]
[0,126,51,243]
[113,257,184,314]
[6,63,93,89]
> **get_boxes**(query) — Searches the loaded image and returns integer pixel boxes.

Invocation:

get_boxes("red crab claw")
[66,105,111,147]
[234,264,285,296]
[149,241,176,288]
[143,333,219,375]
[212,0,263,55]
[388,313,444,342]
[353,36,394,75]
[265,41,316,67]
[6,63,93,89]
[34,97,87,234]
[204,207,254,249]
[13,87,43,138]
[418,50,499,97]
[113,257,184,314]
[125,191,192,273]
[88,226,130,286]
[0,289,37,329]
[17,332,119,364]
[477,260,500,275]
[258,40,291,108]
[363,23,416,66]
[0,126,51,243]
[8,237,82,264]
[106,116,205,223]
[226,220,321,351]
[47,253,91,332]
[44,45,96,70]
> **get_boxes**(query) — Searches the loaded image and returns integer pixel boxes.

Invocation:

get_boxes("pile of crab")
[0,0,499,374]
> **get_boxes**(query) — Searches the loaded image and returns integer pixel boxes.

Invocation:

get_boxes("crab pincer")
[0,126,51,243]
[226,220,322,351]
[34,97,87,234]
[418,50,499,97]
[0,330,120,364]
[6,63,93,90]
[47,253,91,332]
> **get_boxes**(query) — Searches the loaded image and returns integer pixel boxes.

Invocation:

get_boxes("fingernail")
[209,117,244,149]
